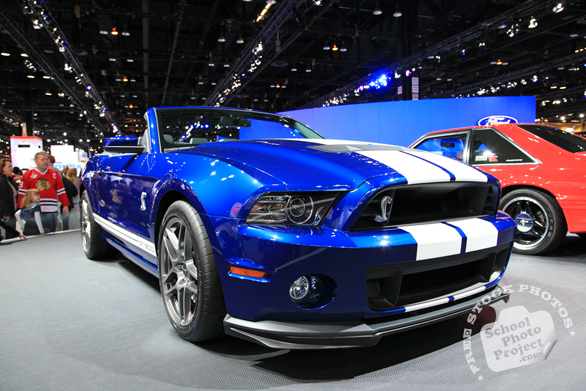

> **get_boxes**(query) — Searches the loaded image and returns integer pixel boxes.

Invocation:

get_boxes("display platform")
[1,231,584,390]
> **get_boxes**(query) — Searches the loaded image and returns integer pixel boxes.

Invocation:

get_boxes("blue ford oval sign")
[477,115,518,126]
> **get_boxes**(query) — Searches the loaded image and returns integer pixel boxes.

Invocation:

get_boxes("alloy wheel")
[503,196,549,251]
[81,199,91,252]
[160,217,199,327]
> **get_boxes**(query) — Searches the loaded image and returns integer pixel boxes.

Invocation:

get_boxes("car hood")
[181,139,491,191]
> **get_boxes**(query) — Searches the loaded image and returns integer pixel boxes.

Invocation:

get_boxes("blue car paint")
[83,106,516,328]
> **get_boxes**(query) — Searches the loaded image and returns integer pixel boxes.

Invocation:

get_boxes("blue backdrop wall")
[279,96,535,147]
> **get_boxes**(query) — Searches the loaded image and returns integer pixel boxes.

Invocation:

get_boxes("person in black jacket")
[61,175,78,230]
[0,158,19,239]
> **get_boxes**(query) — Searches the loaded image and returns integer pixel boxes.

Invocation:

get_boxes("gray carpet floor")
[1,231,585,391]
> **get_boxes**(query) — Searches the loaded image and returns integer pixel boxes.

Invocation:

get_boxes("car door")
[95,131,159,261]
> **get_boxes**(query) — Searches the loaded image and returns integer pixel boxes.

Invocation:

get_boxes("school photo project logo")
[462,284,576,380]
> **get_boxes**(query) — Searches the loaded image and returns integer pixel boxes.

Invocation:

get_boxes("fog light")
[289,276,309,300]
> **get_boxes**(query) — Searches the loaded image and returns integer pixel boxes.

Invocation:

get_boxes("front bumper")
[224,284,509,349]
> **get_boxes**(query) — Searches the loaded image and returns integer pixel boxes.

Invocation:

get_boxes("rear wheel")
[501,189,567,255]
[158,200,225,342]
[80,191,117,259]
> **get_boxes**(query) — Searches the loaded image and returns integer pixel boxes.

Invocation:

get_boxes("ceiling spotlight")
[267,0,276,4]
[127,58,134,62]
[373,2,383,16]
[32,19,43,29]
[218,33,226,43]
[529,16,538,28]
[111,27,119,36]
[332,44,339,51]
[99,30,108,35]
[323,41,331,50]
[236,35,244,44]
[1,52,10,56]
[291,64,297,71]
[27,75,35,79]
[506,23,519,37]
[552,2,564,13]
[20,53,29,57]
[393,3,402,17]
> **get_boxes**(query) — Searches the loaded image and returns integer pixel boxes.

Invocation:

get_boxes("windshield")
[518,125,586,153]
[155,108,324,150]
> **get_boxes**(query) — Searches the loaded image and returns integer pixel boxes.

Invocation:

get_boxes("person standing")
[60,174,77,230]
[17,152,70,233]
[0,158,19,238]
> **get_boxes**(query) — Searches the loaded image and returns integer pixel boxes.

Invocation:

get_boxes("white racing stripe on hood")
[404,150,488,182]
[287,138,385,145]
[357,150,451,184]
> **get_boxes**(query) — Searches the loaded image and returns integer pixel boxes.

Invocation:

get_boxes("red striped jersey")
[17,168,70,213]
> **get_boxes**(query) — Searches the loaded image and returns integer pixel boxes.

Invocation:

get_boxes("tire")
[80,191,117,259]
[501,189,567,255]
[158,200,225,342]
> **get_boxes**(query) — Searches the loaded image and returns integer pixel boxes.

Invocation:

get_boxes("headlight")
[246,192,339,226]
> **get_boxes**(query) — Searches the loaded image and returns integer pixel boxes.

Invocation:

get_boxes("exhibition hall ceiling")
[0,0,585,151]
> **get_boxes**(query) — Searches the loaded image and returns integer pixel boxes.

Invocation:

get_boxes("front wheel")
[501,189,567,255]
[158,200,225,342]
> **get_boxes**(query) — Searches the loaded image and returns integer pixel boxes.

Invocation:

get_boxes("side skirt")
[102,232,159,277]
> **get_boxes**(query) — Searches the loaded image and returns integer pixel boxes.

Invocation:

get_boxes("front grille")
[365,244,510,311]
[353,182,499,231]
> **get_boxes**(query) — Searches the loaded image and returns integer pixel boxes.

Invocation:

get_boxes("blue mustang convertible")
[80,107,516,349]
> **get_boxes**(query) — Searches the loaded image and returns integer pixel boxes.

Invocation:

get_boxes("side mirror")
[104,136,145,154]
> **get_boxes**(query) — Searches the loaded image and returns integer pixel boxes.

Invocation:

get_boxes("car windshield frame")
[154,108,324,152]
[517,125,586,153]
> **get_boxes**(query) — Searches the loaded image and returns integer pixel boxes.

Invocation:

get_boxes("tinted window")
[471,129,534,165]
[414,134,467,161]
[518,125,586,153]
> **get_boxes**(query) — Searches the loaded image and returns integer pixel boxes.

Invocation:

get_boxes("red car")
[410,124,586,255]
